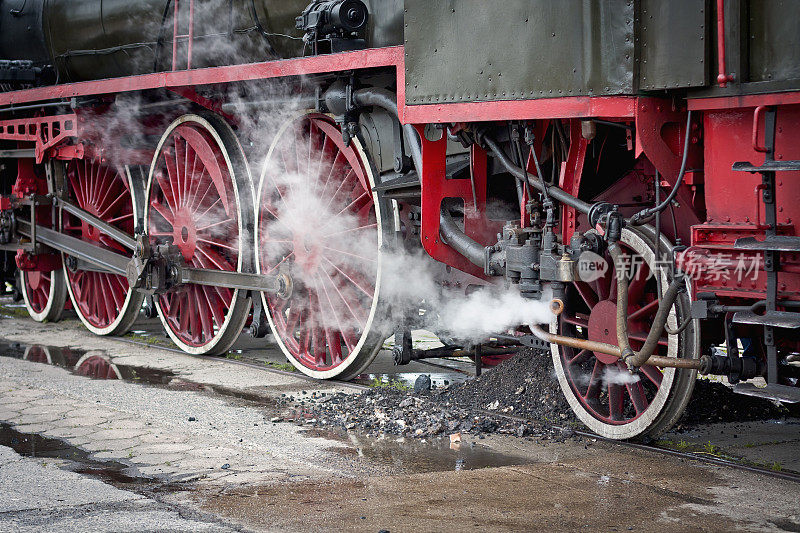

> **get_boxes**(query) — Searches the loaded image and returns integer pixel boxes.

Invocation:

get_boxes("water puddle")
[0,422,149,487]
[0,340,281,412]
[305,427,529,474]
[0,341,176,384]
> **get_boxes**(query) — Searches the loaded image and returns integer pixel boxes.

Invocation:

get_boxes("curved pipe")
[347,87,487,272]
[529,324,701,370]
[351,87,423,176]
[631,111,692,225]
[483,136,592,215]
[609,243,685,368]
[438,206,486,268]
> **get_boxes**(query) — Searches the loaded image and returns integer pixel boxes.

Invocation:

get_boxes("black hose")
[609,243,684,368]
[351,88,423,176]
[484,136,592,215]
[631,111,693,225]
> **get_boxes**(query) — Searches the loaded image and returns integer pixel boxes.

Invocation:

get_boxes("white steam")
[436,289,554,342]
[602,365,641,386]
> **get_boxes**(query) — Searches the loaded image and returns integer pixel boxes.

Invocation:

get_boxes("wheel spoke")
[628,332,669,347]
[626,379,649,415]
[608,383,625,421]
[321,256,374,299]
[627,299,659,322]
[562,314,589,328]
[569,349,591,366]
[583,360,603,400]
[639,364,663,387]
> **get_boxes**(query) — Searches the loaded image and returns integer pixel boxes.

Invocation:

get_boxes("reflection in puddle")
[0,340,279,409]
[307,427,528,474]
[0,341,176,384]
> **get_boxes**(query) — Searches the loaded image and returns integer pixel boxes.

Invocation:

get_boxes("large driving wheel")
[255,113,393,380]
[145,114,252,355]
[61,160,143,335]
[19,268,66,322]
[550,226,699,439]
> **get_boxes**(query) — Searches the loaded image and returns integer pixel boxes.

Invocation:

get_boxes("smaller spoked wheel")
[61,160,143,335]
[145,114,252,355]
[550,226,699,440]
[19,268,66,322]
[256,113,392,380]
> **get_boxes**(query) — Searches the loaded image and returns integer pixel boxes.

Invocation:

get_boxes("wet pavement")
[0,299,799,531]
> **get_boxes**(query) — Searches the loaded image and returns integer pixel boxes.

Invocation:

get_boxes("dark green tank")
[0,0,403,83]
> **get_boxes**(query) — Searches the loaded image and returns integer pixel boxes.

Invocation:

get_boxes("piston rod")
[16,219,291,295]
[55,197,137,250]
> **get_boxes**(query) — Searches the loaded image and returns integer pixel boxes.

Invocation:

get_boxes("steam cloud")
[91,9,557,348]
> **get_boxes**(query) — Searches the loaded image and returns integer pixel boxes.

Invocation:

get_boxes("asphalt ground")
[0,299,798,532]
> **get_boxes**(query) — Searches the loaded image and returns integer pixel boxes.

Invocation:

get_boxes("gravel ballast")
[299,349,798,441]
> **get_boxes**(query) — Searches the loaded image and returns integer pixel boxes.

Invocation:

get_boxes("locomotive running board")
[732,310,800,329]
[734,383,800,404]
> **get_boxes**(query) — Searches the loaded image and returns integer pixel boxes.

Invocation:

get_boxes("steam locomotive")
[1,0,798,440]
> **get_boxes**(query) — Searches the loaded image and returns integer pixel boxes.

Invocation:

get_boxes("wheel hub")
[26,270,43,291]
[171,210,197,261]
[81,207,101,242]
[587,299,623,364]
[292,233,320,274]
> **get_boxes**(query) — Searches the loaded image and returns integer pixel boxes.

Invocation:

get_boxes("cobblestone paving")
[0,354,342,485]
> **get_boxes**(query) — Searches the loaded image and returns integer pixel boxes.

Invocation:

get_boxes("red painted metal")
[681,226,800,301]
[558,120,589,244]
[0,114,79,163]
[418,129,496,279]
[149,122,240,347]
[634,99,701,184]
[15,250,61,272]
[688,91,800,111]
[691,104,800,300]
[12,158,47,197]
[558,239,668,424]
[752,105,770,153]
[167,87,234,123]
[172,0,196,70]
[715,0,734,87]
[399,95,637,124]
[0,47,404,107]
[19,271,53,314]
[258,114,379,371]
[172,0,180,70]
[62,159,135,329]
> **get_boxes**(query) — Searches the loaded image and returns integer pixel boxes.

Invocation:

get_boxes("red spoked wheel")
[19,268,66,322]
[61,160,143,335]
[256,113,392,380]
[550,226,699,439]
[145,114,252,355]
